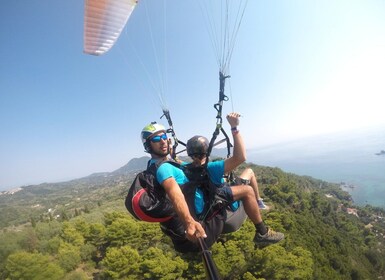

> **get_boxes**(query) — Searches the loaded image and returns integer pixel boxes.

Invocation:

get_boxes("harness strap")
[206,72,231,160]
[161,109,186,160]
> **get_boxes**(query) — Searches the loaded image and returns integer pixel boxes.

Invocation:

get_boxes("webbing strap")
[161,109,186,160]
[206,72,231,161]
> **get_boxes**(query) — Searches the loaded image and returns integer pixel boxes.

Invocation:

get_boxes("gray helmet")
[186,135,209,156]
[141,122,166,152]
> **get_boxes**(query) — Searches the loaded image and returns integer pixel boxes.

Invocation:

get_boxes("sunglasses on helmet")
[150,133,167,143]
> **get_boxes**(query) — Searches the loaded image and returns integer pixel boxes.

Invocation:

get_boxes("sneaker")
[254,227,284,247]
[257,199,267,209]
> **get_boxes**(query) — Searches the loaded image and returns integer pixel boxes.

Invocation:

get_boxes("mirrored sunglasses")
[150,133,167,143]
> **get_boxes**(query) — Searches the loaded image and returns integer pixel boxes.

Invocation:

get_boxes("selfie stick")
[197,237,221,280]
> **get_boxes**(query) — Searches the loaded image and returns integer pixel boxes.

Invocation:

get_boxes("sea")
[248,126,385,209]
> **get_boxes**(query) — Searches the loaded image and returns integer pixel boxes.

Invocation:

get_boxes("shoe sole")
[254,237,284,248]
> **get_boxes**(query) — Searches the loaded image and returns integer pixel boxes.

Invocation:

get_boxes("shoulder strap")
[183,163,209,184]
[145,159,183,182]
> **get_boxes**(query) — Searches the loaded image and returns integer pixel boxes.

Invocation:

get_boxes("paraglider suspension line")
[161,109,186,159]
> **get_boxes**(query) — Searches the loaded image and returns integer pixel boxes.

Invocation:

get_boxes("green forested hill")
[0,160,384,279]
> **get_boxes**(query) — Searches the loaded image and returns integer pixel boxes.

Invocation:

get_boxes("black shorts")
[215,184,234,204]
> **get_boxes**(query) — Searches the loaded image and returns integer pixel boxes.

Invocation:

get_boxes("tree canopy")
[1,163,384,279]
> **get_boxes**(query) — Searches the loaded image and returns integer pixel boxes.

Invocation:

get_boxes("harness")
[159,162,228,253]
[125,159,181,222]
[181,163,226,222]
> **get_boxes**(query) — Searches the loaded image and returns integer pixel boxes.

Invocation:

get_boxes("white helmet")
[141,122,166,152]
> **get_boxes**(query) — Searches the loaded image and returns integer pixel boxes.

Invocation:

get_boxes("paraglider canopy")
[83,0,138,55]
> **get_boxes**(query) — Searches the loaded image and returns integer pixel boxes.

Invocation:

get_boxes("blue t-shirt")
[155,160,225,186]
[206,161,225,185]
[156,162,189,185]
[153,159,237,214]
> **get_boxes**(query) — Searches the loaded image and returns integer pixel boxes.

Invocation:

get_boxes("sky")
[1,0,385,190]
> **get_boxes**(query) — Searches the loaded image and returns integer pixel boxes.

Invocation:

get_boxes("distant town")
[0,187,22,196]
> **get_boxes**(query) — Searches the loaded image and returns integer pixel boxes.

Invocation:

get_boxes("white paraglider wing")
[84,0,138,56]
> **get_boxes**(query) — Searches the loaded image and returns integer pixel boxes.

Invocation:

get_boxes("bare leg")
[230,184,284,244]
[238,168,261,200]
[231,185,262,224]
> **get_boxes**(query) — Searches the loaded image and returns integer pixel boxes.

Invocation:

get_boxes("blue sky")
[1,0,385,190]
